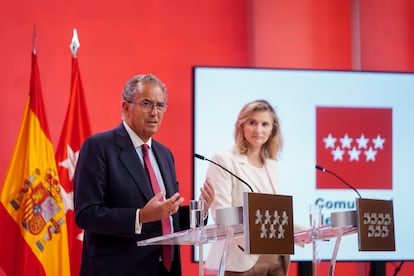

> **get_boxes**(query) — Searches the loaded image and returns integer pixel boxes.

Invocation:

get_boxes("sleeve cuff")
[135,209,143,234]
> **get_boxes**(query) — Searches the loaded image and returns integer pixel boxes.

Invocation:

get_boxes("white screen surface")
[193,66,414,261]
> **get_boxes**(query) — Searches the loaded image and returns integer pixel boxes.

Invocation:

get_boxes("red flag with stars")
[316,107,392,190]
[55,56,91,275]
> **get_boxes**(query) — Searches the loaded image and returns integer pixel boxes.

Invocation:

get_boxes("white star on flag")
[76,231,84,242]
[60,183,84,242]
[59,144,79,181]
[60,185,74,213]
[348,146,361,161]
[356,134,369,149]
[323,133,336,149]
[372,134,385,149]
[340,134,353,149]
[364,147,377,161]
[58,144,80,214]
[331,146,345,161]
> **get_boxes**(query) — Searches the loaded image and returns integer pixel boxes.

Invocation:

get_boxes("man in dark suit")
[73,74,214,276]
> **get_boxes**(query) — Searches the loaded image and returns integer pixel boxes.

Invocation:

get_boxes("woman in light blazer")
[205,100,290,276]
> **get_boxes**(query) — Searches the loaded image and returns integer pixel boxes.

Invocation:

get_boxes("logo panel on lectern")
[243,193,294,254]
[357,198,395,251]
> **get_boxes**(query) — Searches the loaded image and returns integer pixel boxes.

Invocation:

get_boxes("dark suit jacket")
[74,123,187,276]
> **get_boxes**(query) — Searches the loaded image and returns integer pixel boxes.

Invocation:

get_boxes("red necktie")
[142,144,172,271]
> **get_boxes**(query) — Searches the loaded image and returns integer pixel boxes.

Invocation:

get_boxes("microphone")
[315,165,362,198]
[194,153,254,192]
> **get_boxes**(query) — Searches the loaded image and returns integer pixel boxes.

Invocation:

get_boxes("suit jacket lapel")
[115,124,154,201]
[234,151,277,194]
[234,152,259,193]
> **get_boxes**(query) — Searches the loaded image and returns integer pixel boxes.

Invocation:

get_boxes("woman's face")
[242,110,273,150]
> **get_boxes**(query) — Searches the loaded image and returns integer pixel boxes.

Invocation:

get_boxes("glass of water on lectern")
[190,200,204,229]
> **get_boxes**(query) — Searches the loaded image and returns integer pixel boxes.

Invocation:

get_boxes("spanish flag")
[0,52,71,276]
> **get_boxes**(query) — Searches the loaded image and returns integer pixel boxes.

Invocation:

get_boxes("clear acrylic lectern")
[294,224,358,276]
[137,224,244,276]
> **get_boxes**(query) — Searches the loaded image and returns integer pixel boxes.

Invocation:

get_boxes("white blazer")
[204,148,285,272]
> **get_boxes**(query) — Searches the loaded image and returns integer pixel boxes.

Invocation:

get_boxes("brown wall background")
[1,0,413,275]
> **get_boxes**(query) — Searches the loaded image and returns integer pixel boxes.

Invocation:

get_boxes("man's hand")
[139,191,185,223]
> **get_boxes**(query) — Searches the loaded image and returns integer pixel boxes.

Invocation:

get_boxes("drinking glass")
[309,204,322,231]
[190,200,204,229]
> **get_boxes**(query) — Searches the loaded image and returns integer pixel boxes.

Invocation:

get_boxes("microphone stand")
[195,153,254,192]
[315,165,362,276]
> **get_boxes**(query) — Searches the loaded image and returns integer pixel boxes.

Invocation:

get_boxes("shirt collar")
[123,121,152,149]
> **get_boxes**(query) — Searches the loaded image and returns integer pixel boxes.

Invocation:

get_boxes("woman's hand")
[199,177,215,217]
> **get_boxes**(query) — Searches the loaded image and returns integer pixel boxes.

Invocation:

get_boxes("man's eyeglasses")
[128,99,167,113]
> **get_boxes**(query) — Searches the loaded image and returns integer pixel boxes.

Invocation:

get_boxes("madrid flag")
[0,52,71,275]
[316,107,392,190]
[55,55,91,275]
